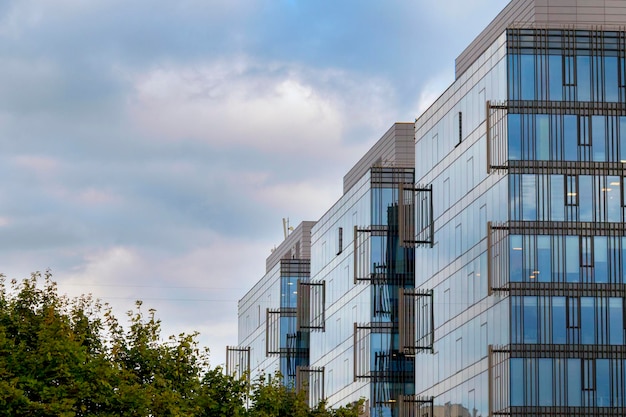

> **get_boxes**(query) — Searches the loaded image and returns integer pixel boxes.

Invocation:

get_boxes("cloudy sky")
[0,0,507,366]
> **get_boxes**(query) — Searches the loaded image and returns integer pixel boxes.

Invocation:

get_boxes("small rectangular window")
[336,227,343,255]
[458,112,463,145]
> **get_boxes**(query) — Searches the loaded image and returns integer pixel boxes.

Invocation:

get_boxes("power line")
[99,296,239,302]
[58,283,244,290]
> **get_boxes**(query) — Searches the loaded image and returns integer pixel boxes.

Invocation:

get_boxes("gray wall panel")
[265,220,316,273]
[342,122,414,194]
[455,0,626,79]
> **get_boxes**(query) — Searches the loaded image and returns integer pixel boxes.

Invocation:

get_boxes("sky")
[0,0,508,367]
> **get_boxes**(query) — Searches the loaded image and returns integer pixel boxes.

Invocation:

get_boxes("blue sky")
[0,0,508,366]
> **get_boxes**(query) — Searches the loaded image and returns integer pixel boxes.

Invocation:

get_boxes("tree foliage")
[0,272,363,417]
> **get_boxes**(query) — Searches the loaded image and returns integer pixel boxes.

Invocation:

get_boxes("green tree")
[0,272,364,417]
[247,373,364,417]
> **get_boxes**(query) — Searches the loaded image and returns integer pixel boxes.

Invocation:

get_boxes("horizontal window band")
[507,161,626,176]
[495,282,626,297]
[492,221,626,236]
[504,407,626,417]
[507,100,626,115]
[493,343,626,359]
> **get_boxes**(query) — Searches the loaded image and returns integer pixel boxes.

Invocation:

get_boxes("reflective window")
[564,115,578,161]
[548,55,563,100]
[592,115,606,161]
[609,298,624,345]
[577,55,591,101]
[605,56,619,102]
[552,297,566,344]
[520,54,536,100]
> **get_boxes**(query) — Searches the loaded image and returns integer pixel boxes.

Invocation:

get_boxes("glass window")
[622,237,626,283]
[551,175,565,221]
[508,54,520,100]
[521,113,533,160]
[523,296,538,343]
[554,358,566,406]
[536,115,550,160]
[619,117,626,163]
[537,236,551,282]
[552,297,566,344]
[568,359,582,406]
[510,358,524,406]
[281,276,299,308]
[581,297,596,344]
[564,55,576,86]
[510,235,523,282]
[605,56,619,102]
[550,114,562,160]
[522,175,537,220]
[606,176,621,222]
[596,359,611,406]
[582,359,595,402]
[609,298,623,345]
[580,236,593,268]
[578,176,593,221]
[564,115,578,161]
[552,234,564,282]
[549,55,563,100]
[524,357,538,406]
[579,116,590,146]
[592,116,606,161]
[523,235,535,281]
[539,358,553,406]
[566,175,578,206]
[521,54,536,100]
[511,296,521,343]
[594,237,608,283]
[508,114,521,160]
[565,236,580,282]
[577,55,591,101]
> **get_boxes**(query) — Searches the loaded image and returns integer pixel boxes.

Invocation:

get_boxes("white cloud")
[129,61,343,156]
[13,154,60,176]
[76,188,121,205]
[413,69,455,115]
[55,236,274,366]
[127,59,397,160]
[252,180,342,221]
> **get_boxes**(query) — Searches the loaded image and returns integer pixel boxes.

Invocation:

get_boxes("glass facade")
[413,30,509,417]
[310,166,416,417]
[498,28,626,416]
[237,262,281,382]
[237,241,311,388]
[236,6,626,417]
[417,24,626,417]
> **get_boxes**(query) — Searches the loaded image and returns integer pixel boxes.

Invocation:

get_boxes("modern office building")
[230,221,315,389]
[231,1,626,416]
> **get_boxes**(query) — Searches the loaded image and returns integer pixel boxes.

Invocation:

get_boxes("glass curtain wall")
[505,28,626,414]
[368,167,416,417]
